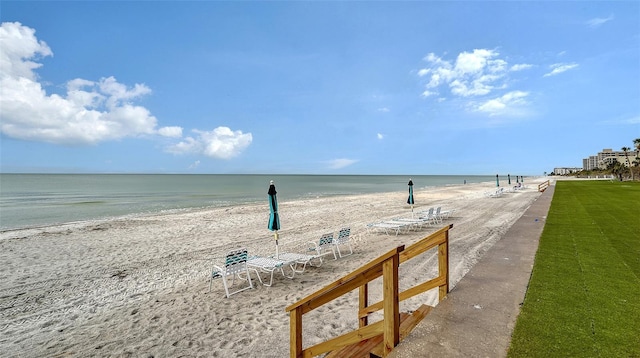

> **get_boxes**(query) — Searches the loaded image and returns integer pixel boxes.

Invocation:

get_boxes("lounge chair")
[309,233,338,261]
[417,207,438,226]
[433,207,444,224]
[393,217,430,229]
[334,227,354,258]
[210,248,254,298]
[246,256,296,287]
[384,219,421,231]
[438,208,456,220]
[366,221,412,236]
[275,252,322,273]
[486,188,504,198]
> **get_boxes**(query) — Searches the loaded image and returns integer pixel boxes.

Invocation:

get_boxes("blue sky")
[1,1,638,175]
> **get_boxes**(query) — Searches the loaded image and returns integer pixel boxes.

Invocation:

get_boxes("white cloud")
[587,15,614,28]
[419,49,512,98]
[543,63,579,77]
[377,107,390,112]
[157,126,183,138]
[510,64,533,71]
[601,115,640,125]
[326,158,358,170]
[166,127,252,159]
[188,160,200,169]
[0,22,52,80]
[476,91,529,116]
[0,22,184,145]
[417,69,430,77]
[417,49,541,119]
[455,49,495,74]
[377,133,384,140]
[421,90,437,97]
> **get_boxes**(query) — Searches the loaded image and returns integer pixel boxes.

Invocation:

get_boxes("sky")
[0,1,638,175]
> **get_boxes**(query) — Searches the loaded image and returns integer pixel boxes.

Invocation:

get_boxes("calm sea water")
[0,174,496,231]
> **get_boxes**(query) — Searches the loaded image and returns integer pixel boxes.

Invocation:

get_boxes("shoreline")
[0,178,548,357]
[0,180,498,239]
[0,174,523,232]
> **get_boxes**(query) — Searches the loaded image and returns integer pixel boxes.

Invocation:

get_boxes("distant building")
[554,167,583,175]
[582,156,598,171]
[582,148,638,170]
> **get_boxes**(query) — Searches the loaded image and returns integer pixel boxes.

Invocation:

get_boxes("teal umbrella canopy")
[268,181,280,231]
[407,179,415,217]
[268,180,281,258]
[407,179,414,205]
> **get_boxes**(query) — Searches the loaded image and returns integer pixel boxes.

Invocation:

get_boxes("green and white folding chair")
[334,227,353,258]
[308,233,338,262]
[209,248,254,298]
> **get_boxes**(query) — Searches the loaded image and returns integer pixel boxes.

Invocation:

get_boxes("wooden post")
[382,252,400,356]
[290,307,303,358]
[438,230,450,301]
[359,283,369,328]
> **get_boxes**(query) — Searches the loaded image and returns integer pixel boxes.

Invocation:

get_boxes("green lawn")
[508,181,640,358]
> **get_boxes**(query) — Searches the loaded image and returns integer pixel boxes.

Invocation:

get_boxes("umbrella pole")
[411,204,414,218]
[274,231,279,259]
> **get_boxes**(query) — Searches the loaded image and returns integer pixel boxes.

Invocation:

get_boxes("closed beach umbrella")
[407,179,415,217]
[508,174,511,185]
[268,180,281,258]
[496,174,500,187]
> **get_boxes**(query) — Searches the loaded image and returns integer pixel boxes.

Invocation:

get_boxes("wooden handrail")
[286,224,453,357]
[285,246,404,314]
[538,180,550,192]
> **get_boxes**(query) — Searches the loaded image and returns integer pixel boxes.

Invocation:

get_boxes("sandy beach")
[0,178,549,357]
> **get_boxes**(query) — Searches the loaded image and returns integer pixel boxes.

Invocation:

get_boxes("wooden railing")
[538,180,550,192]
[285,224,453,358]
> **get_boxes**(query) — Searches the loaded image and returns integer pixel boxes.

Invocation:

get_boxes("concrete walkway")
[389,184,555,358]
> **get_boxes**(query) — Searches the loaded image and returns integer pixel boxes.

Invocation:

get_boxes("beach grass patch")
[508,181,640,357]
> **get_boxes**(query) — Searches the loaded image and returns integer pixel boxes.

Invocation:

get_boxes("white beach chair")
[366,221,411,236]
[209,248,254,298]
[487,188,505,198]
[393,217,430,229]
[439,208,456,219]
[276,252,318,274]
[417,207,438,226]
[384,219,421,231]
[334,227,354,258]
[308,233,338,261]
[246,256,296,287]
[433,207,444,224]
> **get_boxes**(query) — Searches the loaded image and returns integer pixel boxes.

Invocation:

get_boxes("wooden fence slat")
[290,307,303,358]
[359,284,368,328]
[398,225,451,264]
[303,320,385,357]
[301,265,384,315]
[382,254,400,356]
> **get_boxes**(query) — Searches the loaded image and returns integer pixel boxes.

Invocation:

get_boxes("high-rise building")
[582,148,638,170]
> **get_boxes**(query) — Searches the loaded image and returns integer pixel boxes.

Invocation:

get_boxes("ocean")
[0,174,497,231]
